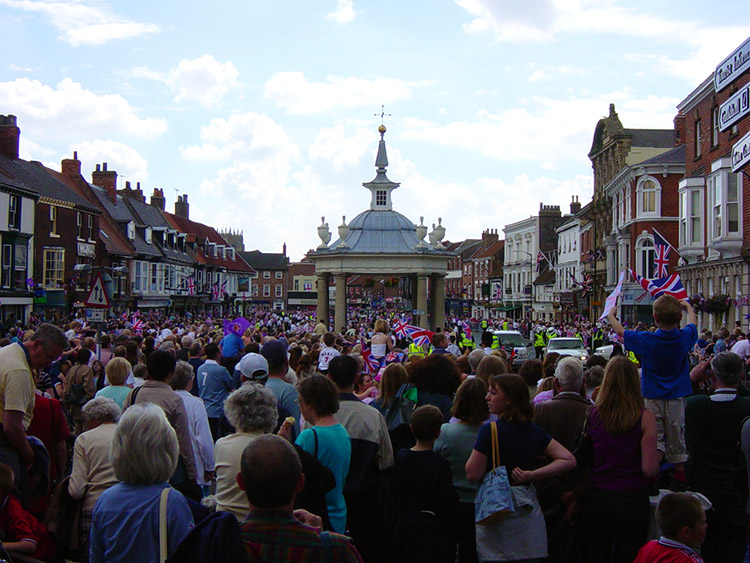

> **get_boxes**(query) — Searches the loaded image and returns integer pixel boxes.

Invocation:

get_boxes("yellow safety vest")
[408,343,425,359]
[534,332,545,347]
[461,337,474,349]
[491,335,499,349]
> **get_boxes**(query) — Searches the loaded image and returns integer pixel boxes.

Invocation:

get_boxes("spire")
[363,124,400,210]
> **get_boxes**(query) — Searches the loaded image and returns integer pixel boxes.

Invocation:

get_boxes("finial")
[375,105,391,139]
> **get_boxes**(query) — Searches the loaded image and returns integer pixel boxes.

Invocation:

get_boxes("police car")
[491,330,532,368]
[546,337,589,362]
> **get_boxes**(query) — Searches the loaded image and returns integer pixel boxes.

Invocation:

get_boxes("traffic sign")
[84,272,111,309]
[86,308,106,322]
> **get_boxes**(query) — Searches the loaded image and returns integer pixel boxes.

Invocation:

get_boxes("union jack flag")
[185,275,196,296]
[385,350,404,364]
[220,279,228,294]
[461,321,471,339]
[653,230,670,278]
[581,274,593,297]
[393,319,409,339]
[404,325,435,348]
[360,338,382,374]
[131,316,144,333]
[211,282,221,302]
[630,269,688,300]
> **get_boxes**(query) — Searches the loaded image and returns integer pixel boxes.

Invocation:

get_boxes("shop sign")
[715,36,750,92]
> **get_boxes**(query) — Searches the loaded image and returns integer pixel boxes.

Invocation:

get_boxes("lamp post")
[513,250,533,320]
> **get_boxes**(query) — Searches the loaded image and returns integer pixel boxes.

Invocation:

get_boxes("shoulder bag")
[159,487,170,563]
[475,422,515,525]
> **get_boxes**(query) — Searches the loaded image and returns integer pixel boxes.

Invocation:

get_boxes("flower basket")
[688,293,705,314]
[703,293,731,316]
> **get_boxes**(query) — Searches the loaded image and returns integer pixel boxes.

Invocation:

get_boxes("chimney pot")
[96,164,101,172]
[103,162,107,171]
[0,114,20,160]
[73,150,78,159]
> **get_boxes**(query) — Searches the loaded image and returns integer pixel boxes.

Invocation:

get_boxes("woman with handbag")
[578,356,659,563]
[465,374,576,562]
[61,348,95,435]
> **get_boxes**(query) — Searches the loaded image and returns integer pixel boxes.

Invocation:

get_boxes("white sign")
[599,271,626,321]
[715,36,750,92]
[731,130,750,172]
[720,85,750,131]
[84,273,111,308]
[86,308,105,322]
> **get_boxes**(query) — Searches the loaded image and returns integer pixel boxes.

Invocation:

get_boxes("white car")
[594,344,614,360]
[492,330,531,367]
[546,337,589,362]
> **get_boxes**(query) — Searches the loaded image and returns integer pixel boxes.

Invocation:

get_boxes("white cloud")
[402,92,679,166]
[168,56,239,108]
[0,77,167,140]
[264,71,429,114]
[0,0,159,46]
[8,64,33,71]
[68,139,150,183]
[326,0,355,23]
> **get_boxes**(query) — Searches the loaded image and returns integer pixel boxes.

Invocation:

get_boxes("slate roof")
[0,155,98,211]
[469,240,504,261]
[626,129,674,148]
[636,144,686,166]
[165,212,255,273]
[241,250,289,271]
[88,186,161,258]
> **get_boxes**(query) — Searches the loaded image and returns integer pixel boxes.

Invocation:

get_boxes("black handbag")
[572,417,594,469]
[384,384,418,431]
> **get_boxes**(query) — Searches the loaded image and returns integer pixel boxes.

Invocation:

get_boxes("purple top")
[588,407,648,492]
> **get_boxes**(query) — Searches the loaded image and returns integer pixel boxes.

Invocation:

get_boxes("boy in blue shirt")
[608,295,697,490]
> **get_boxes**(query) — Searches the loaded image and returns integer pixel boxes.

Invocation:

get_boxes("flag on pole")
[131,316,144,333]
[360,338,382,374]
[630,270,688,300]
[599,270,626,321]
[581,274,593,297]
[185,275,196,296]
[536,250,548,271]
[653,230,670,278]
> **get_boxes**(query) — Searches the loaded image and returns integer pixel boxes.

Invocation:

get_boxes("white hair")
[82,397,121,423]
[554,357,584,392]
[110,403,179,485]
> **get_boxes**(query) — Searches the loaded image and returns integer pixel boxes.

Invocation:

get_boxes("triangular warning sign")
[84,273,111,308]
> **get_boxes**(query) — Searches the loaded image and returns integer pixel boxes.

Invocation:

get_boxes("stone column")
[415,274,428,328]
[430,273,446,331]
[316,273,329,329]
[334,274,347,332]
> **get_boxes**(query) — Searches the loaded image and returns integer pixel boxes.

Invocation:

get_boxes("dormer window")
[127,221,135,241]
[376,190,386,206]
[145,227,152,244]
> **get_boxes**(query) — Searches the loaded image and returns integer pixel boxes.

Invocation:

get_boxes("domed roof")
[328,209,422,254]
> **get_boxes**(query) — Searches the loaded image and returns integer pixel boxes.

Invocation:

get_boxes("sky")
[1,0,749,262]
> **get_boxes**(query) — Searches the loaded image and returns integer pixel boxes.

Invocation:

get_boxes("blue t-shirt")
[266,378,301,435]
[90,483,193,563]
[219,333,244,358]
[624,324,697,399]
[197,362,234,418]
[474,419,551,475]
[296,424,351,534]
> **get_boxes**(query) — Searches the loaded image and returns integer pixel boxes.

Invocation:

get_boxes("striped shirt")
[241,511,363,562]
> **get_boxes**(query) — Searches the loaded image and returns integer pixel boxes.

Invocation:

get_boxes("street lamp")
[513,250,534,319]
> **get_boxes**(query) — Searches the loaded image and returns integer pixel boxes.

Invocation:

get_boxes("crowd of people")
[0,296,747,562]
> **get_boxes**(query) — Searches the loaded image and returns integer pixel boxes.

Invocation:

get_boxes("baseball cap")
[238,353,269,383]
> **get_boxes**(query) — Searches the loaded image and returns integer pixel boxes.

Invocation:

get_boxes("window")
[712,107,720,147]
[151,263,158,292]
[694,120,702,158]
[711,175,722,238]
[77,212,82,238]
[679,192,686,246]
[8,196,20,230]
[263,284,270,297]
[134,261,142,291]
[638,179,658,215]
[708,166,741,240]
[275,285,283,297]
[376,190,386,206]
[43,249,64,288]
[294,279,299,291]
[127,221,135,241]
[275,271,283,279]
[690,191,702,244]
[87,214,93,239]
[263,271,270,279]
[636,236,655,278]
[1,244,11,288]
[49,206,58,236]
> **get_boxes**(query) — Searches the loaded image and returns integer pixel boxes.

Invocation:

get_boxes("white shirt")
[176,390,215,485]
[731,338,750,360]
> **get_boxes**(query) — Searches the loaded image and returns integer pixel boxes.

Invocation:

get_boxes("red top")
[27,393,70,513]
[633,539,704,563]
[0,495,56,561]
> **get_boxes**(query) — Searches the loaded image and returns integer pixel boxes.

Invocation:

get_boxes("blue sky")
[1,0,748,260]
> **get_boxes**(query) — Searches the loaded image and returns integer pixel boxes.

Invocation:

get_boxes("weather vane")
[374,104,391,126]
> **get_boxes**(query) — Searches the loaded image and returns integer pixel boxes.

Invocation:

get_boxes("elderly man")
[0,323,67,506]
[686,351,750,563]
[238,435,362,562]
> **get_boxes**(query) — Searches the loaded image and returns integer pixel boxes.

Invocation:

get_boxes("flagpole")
[652,227,681,258]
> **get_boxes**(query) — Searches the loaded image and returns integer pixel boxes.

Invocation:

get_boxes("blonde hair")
[595,356,644,435]
[374,319,389,334]
[105,357,131,386]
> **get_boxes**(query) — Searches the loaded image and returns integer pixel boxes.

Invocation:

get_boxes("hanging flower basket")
[688,293,705,313]
[703,293,731,316]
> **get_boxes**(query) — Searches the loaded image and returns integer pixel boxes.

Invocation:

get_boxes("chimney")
[61,150,81,177]
[0,115,20,160]
[674,113,686,147]
[175,194,189,219]
[150,187,165,210]
[570,195,581,215]
[92,162,117,203]
[283,242,287,256]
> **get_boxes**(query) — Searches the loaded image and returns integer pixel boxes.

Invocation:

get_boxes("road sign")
[84,272,111,309]
[86,308,106,322]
